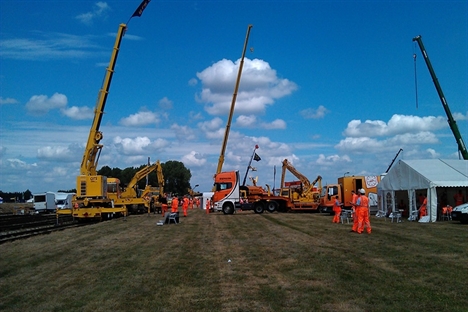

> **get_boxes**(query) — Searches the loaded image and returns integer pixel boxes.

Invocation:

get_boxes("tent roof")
[378,159,468,191]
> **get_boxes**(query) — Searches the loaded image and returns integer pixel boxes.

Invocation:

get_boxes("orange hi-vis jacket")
[171,197,179,212]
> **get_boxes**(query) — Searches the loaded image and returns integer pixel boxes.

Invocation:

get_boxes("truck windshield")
[216,182,232,191]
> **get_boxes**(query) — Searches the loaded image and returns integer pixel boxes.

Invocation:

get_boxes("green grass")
[1,209,467,312]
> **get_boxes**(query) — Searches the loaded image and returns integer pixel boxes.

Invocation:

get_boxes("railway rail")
[0,214,83,244]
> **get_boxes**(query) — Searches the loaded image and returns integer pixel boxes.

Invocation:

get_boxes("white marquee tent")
[377,159,468,222]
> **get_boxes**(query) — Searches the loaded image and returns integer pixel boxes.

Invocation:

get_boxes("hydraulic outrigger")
[413,35,468,160]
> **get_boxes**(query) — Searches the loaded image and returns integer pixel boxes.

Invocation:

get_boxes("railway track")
[0,214,84,244]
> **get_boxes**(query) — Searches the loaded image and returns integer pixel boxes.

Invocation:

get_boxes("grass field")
[1,208,467,312]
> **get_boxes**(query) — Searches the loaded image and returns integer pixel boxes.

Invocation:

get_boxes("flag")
[132,0,151,17]
[253,153,261,161]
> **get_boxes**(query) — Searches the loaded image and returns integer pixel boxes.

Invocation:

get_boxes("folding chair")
[408,210,418,222]
[168,212,178,224]
[389,211,401,223]
[341,210,351,224]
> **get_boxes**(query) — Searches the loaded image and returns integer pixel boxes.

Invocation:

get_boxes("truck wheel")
[222,202,234,215]
[253,202,264,214]
[460,214,468,224]
[266,201,278,213]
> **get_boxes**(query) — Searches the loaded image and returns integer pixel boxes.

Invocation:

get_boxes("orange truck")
[320,175,380,214]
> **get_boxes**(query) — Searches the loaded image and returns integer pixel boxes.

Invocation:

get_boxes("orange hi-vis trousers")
[352,208,358,232]
[357,207,372,234]
[162,204,168,217]
[332,208,341,223]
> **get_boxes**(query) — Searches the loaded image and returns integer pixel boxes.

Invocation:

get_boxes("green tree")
[162,160,192,196]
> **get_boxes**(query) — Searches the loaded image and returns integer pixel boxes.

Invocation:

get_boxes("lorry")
[319,175,380,214]
[213,170,295,214]
[55,193,74,210]
[279,159,322,211]
[33,192,56,213]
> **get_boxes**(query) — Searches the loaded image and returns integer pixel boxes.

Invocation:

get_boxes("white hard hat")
[359,189,365,194]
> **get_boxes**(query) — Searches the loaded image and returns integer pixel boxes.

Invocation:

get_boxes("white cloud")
[236,115,257,128]
[5,158,37,169]
[453,112,468,121]
[25,93,67,115]
[181,151,206,167]
[0,97,18,105]
[426,148,440,158]
[188,78,198,86]
[113,136,152,155]
[120,111,159,126]
[235,115,286,129]
[261,119,286,130]
[343,114,447,137]
[37,144,81,162]
[316,154,352,166]
[76,2,110,25]
[0,33,104,60]
[300,105,329,119]
[61,106,94,120]
[171,124,196,141]
[198,117,223,131]
[196,58,297,115]
[159,97,173,110]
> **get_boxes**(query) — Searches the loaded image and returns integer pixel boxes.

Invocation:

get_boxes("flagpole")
[242,145,258,186]
[273,165,276,195]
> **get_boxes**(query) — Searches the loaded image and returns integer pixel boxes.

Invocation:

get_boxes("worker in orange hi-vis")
[357,189,371,234]
[196,198,200,208]
[182,195,189,217]
[205,198,211,214]
[454,190,465,207]
[171,195,179,213]
[332,196,343,223]
[419,195,427,219]
[349,190,359,232]
[189,198,194,209]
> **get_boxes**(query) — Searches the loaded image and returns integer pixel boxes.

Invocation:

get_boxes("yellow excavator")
[140,160,165,213]
[280,159,322,208]
[107,161,161,214]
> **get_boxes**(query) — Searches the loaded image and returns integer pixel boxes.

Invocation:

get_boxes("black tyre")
[460,214,468,224]
[266,201,278,213]
[222,202,234,215]
[253,202,264,214]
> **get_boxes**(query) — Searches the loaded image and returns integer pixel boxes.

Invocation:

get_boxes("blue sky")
[1,0,467,194]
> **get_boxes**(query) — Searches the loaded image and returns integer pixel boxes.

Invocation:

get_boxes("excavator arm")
[281,159,311,190]
[127,162,159,190]
[156,160,164,195]
[281,159,322,197]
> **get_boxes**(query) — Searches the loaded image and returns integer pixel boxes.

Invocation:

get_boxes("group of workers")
[332,189,466,227]
[332,189,371,234]
[159,193,200,217]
